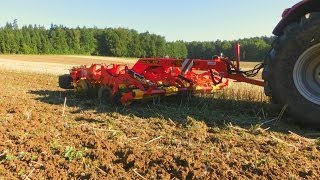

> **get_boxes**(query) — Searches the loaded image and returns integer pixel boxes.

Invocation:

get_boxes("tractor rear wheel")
[263,13,320,125]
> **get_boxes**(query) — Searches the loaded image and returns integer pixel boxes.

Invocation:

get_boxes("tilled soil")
[0,69,320,179]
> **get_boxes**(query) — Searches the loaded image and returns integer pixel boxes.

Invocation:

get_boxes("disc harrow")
[61,44,264,105]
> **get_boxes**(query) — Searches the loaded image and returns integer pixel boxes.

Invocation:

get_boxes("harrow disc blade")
[75,79,99,97]
[75,79,89,95]
[98,86,113,104]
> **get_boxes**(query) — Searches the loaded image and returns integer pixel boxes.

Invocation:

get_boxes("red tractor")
[262,0,320,124]
[59,0,320,125]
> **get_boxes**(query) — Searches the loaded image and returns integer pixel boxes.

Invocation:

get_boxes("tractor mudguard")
[273,0,320,36]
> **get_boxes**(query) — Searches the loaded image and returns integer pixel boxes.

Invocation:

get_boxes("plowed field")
[0,56,319,179]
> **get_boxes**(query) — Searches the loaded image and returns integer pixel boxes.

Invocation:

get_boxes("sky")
[0,0,299,41]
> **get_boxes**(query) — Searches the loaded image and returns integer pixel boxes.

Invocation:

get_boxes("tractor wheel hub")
[293,43,320,105]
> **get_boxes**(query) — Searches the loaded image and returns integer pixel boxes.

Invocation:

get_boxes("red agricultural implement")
[60,0,320,125]
[59,44,264,105]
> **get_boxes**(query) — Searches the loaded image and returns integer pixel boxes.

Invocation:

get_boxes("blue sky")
[0,0,299,41]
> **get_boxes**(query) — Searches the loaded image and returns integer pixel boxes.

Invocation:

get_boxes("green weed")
[63,146,87,160]
[31,154,38,161]
[18,168,26,176]
[5,154,16,161]
[50,140,61,153]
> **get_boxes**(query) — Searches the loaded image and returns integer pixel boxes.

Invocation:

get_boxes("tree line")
[0,21,273,61]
